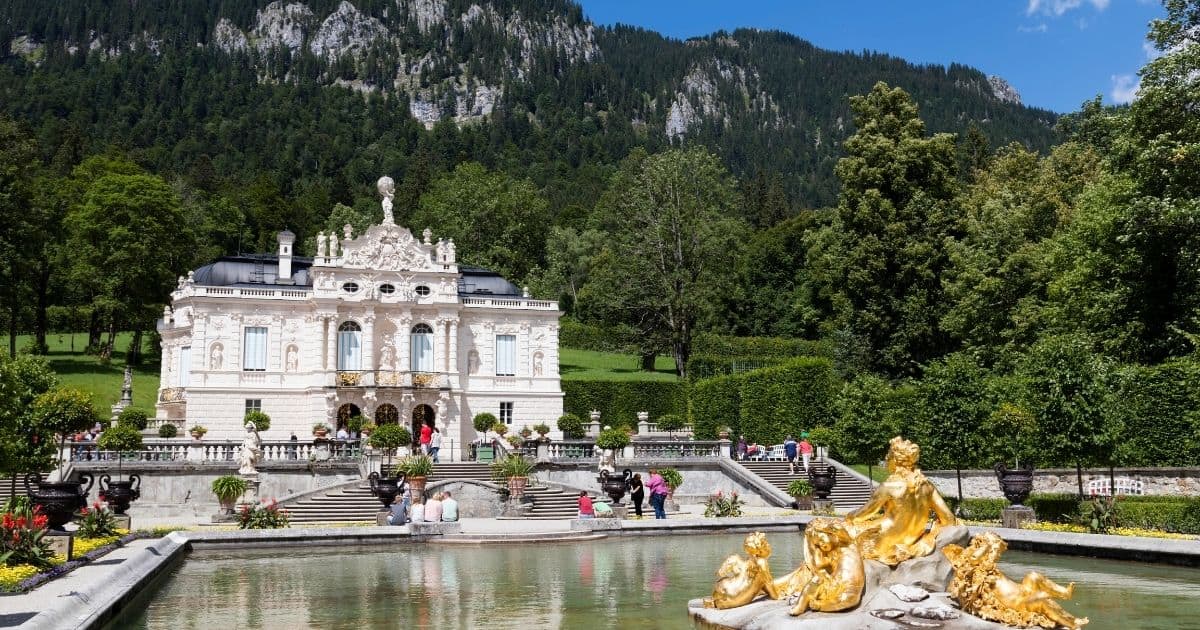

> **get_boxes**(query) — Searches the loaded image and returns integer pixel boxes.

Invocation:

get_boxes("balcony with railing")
[335,370,449,389]
[66,439,363,465]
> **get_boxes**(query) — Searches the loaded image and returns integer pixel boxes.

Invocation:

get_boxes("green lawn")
[848,463,889,483]
[8,335,678,414]
[559,348,680,382]
[10,332,161,413]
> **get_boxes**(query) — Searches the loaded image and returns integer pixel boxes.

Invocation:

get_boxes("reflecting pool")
[108,533,1200,629]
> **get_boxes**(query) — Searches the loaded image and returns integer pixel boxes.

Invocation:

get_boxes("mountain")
[0,0,1058,231]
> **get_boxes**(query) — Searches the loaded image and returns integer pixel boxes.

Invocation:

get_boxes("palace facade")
[156,180,563,457]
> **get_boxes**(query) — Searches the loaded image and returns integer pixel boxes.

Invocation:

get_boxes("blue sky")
[576,1,1165,113]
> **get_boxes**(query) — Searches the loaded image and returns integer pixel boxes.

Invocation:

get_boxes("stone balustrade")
[66,439,363,464]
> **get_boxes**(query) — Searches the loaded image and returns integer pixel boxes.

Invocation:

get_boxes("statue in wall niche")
[237,422,262,475]
[842,436,960,566]
[285,346,299,372]
[379,344,396,372]
[317,231,327,258]
[210,344,224,370]
[702,532,781,609]
[435,395,447,421]
[467,349,480,375]
[532,352,544,377]
[944,532,1088,629]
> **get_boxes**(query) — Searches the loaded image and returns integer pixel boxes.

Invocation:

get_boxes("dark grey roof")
[458,265,521,296]
[191,255,313,287]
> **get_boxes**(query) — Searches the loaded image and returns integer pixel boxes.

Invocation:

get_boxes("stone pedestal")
[113,514,131,531]
[611,504,628,519]
[376,510,391,526]
[1001,505,1036,529]
[813,499,834,513]
[239,474,261,505]
[46,531,74,560]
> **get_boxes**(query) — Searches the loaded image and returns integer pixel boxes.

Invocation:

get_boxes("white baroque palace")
[156,177,563,456]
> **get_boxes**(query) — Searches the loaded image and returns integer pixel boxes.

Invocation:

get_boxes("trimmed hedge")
[1107,361,1200,467]
[559,318,637,353]
[685,354,786,382]
[947,493,1200,534]
[690,373,747,439]
[1111,499,1200,534]
[562,380,688,430]
[738,357,838,445]
[692,333,833,359]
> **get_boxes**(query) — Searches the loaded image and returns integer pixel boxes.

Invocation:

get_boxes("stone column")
[325,315,337,371]
[397,315,411,374]
[362,310,376,378]
[434,319,446,374]
[448,321,459,376]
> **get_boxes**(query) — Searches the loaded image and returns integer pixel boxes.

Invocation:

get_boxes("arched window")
[410,323,434,372]
[338,321,362,371]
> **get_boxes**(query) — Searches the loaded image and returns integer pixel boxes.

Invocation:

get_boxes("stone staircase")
[738,459,874,510]
[284,463,497,523]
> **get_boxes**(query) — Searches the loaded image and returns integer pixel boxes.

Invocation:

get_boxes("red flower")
[15,516,27,529]
[32,514,47,529]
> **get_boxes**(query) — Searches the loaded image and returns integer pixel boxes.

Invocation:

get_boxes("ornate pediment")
[341,224,432,272]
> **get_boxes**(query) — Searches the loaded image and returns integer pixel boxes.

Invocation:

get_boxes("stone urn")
[598,468,631,505]
[367,471,402,508]
[98,474,141,515]
[995,462,1034,506]
[408,475,428,499]
[25,472,94,531]
[808,465,837,500]
[507,475,529,500]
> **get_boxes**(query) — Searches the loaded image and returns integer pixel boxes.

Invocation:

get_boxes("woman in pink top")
[424,492,443,522]
[578,491,594,519]
[645,469,668,520]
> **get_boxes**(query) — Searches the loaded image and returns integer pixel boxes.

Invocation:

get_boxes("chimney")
[277,229,296,284]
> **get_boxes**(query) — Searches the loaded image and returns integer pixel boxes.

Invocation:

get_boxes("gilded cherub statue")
[944,532,1088,630]
[772,517,864,615]
[703,532,781,609]
[843,436,961,565]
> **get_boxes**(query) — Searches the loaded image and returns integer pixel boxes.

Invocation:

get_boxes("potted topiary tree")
[366,423,411,508]
[988,402,1039,507]
[787,478,814,511]
[532,422,551,440]
[312,422,331,439]
[395,454,434,498]
[557,413,585,439]
[116,408,149,431]
[473,413,498,461]
[157,423,178,438]
[189,424,208,440]
[27,387,97,530]
[519,425,533,440]
[656,414,687,440]
[211,475,248,514]
[96,424,143,515]
[244,410,271,433]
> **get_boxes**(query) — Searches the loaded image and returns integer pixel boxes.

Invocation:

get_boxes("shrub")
[344,415,364,433]
[1027,494,1083,524]
[492,423,509,436]
[786,479,813,497]
[562,381,688,431]
[689,373,746,439]
[703,490,745,517]
[945,497,1008,521]
[655,413,687,434]
[685,354,785,382]
[116,408,149,430]
[557,414,585,438]
[738,357,837,445]
[532,422,551,435]
[559,318,637,352]
[244,410,271,433]
[691,333,833,359]
[1107,361,1200,466]
[76,502,119,539]
[367,424,410,450]
[237,500,289,529]
[97,424,143,455]
[1111,498,1200,534]
[0,505,54,569]
[211,476,248,504]
[157,423,178,438]
[595,427,631,450]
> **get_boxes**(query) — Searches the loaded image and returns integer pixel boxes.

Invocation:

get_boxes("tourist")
[288,432,298,460]
[593,500,613,518]
[736,436,747,461]
[387,495,406,526]
[578,491,595,519]
[784,435,799,475]
[799,433,814,473]
[336,425,349,441]
[397,474,411,525]
[420,422,433,455]
[430,427,442,463]
[409,496,425,523]
[629,473,645,518]
[441,491,458,522]
[425,492,443,522]
[646,469,669,520]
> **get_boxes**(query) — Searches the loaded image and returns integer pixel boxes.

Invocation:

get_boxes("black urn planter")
[99,474,141,515]
[995,463,1034,506]
[25,472,94,531]
[599,468,632,505]
[368,472,401,508]
[808,466,838,500]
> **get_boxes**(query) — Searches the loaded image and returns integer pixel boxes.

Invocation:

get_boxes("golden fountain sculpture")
[700,436,1090,628]
[945,532,1089,630]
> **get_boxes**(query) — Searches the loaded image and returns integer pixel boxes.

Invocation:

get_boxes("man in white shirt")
[336,426,349,441]
[430,428,443,463]
[441,491,458,522]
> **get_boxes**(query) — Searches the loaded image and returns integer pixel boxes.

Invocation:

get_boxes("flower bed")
[1,531,149,594]
[1019,521,1197,540]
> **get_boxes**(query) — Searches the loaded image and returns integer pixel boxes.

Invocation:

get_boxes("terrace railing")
[65,439,363,464]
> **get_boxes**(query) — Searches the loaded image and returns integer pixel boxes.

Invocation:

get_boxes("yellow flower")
[0,564,40,591]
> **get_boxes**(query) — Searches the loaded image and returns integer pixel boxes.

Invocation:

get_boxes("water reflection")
[109,534,1200,630]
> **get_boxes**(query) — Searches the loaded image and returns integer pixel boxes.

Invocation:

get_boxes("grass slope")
[559,348,679,381]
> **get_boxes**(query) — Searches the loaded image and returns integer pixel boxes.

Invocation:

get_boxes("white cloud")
[1018,23,1049,33]
[1026,0,1110,17]
[1110,74,1140,104]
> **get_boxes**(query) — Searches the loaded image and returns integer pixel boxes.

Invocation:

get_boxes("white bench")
[765,444,787,461]
[1086,478,1144,496]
